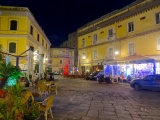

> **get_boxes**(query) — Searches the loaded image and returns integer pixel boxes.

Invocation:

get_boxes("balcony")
[51,54,73,58]
[105,55,115,60]
[107,34,116,41]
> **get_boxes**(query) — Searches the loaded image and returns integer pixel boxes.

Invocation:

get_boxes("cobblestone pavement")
[41,76,160,120]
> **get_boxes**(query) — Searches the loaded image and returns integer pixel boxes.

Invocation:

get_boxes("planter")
[0,89,6,98]
[24,116,40,120]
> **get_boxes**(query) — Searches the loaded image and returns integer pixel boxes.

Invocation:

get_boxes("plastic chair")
[38,96,54,120]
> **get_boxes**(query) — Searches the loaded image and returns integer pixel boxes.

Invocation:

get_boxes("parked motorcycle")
[97,74,111,83]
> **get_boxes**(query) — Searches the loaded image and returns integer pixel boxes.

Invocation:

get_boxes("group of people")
[20,72,54,88]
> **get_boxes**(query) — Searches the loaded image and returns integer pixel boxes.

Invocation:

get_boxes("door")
[140,75,155,90]
[153,75,160,91]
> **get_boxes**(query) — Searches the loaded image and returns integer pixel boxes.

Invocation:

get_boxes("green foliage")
[8,81,24,97]
[0,61,19,79]
[0,81,25,120]
[0,61,23,88]
[24,102,40,120]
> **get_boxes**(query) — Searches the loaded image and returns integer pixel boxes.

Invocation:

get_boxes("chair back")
[46,96,54,110]
[22,91,34,104]
[39,85,47,91]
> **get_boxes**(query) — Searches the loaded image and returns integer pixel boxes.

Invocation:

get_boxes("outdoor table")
[29,96,44,102]
[22,87,29,91]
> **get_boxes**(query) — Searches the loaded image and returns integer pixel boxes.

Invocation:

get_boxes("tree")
[0,61,20,88]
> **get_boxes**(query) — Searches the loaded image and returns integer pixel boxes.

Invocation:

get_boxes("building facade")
[60,31,78,67]
[78,0,160,79]
[50,47,75,75]
[0,6,51,74]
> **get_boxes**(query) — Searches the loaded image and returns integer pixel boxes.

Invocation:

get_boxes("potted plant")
[24,102,40,120]
[0,80,41,120]
[0,61,21,89]
[0,81,25,120]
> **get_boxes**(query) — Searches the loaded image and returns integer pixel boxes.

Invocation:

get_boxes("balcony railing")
[51,55,73,58]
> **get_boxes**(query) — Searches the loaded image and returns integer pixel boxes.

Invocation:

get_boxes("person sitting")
[127,75,132,83]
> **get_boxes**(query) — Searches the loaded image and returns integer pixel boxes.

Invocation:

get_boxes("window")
[46,44,47,49]
[155,12,160,24]
[108,29,113,37]
[60,60,62,64]
[30,26,33,35]
[155,75,160,81]
[82,39,85,47]
[93,34,97,44]
[9,42,16,53]
[144,75,156,81]
[156,37,160,50]
[128,22,134,32]
[69,60,71,64]
[37,34,39,42]
[93,50,98,59]
[69,51,72,56]
[42,40,44,46]
[108,47,114,57]
[129,43,135,55]
[10,20,17,30]
[59,51,63,55]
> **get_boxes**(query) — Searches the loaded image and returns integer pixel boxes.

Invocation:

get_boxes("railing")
[51,55,73,58]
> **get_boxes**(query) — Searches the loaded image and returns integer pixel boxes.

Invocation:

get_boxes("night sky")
[1,0,136,46]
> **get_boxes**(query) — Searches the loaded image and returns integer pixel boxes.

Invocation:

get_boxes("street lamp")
[82,56,86,59]
[115,51,119,55]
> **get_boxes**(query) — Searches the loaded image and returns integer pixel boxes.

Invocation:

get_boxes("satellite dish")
[0,11,2,15]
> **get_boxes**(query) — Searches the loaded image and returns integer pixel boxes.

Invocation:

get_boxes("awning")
[105,54,160,65]
[117,54,156,64]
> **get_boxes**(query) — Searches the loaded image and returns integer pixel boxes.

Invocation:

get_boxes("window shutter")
[157,38,160,50]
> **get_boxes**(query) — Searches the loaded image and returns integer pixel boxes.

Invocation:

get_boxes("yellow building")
[50,47,75,75]
[78,0,160,79]
[0,6,51,74]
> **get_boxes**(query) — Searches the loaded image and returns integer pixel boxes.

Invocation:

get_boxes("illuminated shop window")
[10,20,17,30]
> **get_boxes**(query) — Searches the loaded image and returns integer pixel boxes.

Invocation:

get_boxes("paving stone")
[45,77,160,120]
[81,116,99,120]
[87,110,99,117]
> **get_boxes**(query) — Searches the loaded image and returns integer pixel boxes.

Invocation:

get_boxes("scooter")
[97,74,111,83]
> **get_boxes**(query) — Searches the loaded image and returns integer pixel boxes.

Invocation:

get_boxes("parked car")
[130,74,160,91]
[86,71,103,80]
